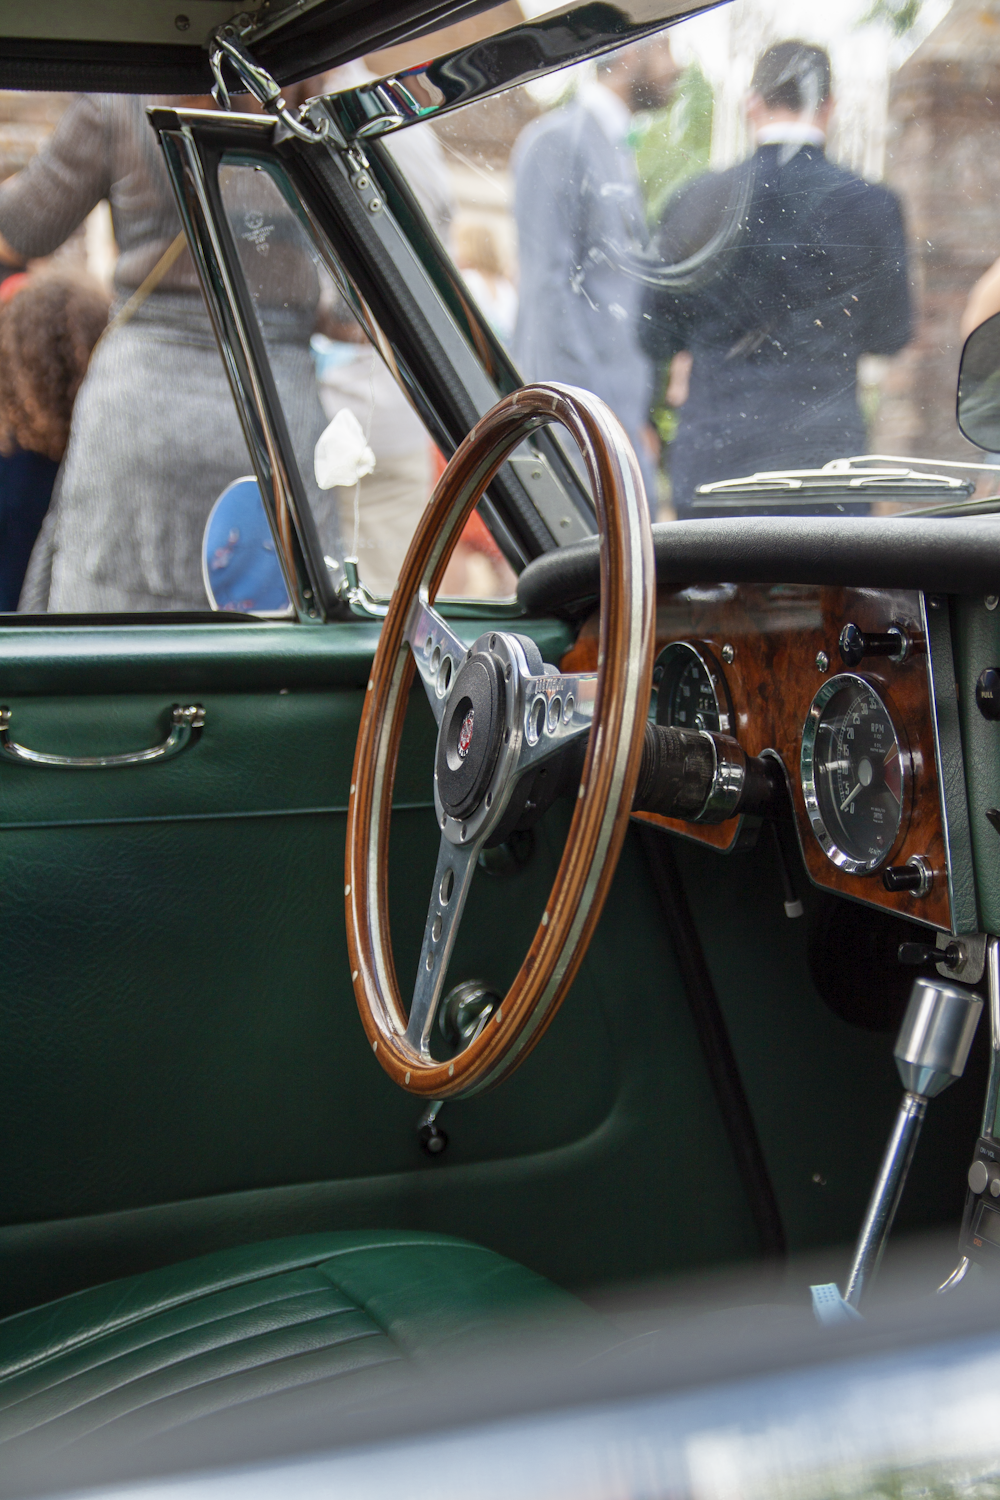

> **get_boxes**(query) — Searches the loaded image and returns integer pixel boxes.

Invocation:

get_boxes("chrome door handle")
[0,704,206,768]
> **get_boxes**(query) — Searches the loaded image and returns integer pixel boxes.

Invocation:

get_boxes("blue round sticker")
[202,476,291,614]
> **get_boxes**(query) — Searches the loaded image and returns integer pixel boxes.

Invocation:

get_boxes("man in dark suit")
[511,37,678,506]
[639,41,912,516]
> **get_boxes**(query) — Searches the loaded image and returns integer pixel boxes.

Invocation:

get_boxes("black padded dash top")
[517,517,1000,616]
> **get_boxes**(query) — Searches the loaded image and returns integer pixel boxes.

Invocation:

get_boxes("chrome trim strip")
[922,594,979,934]
[693,732,746,823]
[315,0,706,143]
[903,853,934,899]
[0,802,430,833]
[0,705,205,768]
[981,936,1000,1138]
[153,117,331,622]
[938,1254,971,1293]
[366,633,416,1017]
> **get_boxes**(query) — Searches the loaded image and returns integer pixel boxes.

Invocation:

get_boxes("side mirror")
[957,310,1000,451]
[202,476,291,615]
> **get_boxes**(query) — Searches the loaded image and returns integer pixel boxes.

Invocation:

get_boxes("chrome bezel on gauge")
[800,672,910,875]
[655,640,733,735]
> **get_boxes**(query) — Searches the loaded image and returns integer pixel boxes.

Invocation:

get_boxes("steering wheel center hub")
[436,650,506,819]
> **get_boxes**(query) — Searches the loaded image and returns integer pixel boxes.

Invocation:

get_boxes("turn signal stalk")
[632,723,776,824]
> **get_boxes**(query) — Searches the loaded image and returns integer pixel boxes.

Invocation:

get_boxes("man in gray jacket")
[511,37,677,506]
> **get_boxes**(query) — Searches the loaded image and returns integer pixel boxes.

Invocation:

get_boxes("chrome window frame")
[155,112,333,623]
[153,107,597,617]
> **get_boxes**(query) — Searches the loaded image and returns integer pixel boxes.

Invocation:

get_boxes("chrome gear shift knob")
[895,976,983,1100]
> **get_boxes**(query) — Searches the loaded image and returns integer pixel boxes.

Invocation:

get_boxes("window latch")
[208,22,330,143]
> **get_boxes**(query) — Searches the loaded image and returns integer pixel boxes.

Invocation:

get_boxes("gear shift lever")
[844,976,982,1310]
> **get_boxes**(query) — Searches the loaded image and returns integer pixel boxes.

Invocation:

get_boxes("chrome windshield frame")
[302,0,710,143]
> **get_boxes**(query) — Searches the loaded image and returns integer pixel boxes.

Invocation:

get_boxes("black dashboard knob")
[883,856,933,897]
[898,940,962,970]
[839,621,905,667]
[898,941,937,966]
[976,668,1000,720]
[884,865,924,892]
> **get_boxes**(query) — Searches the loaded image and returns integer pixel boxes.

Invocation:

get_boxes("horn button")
[436,651,506,820]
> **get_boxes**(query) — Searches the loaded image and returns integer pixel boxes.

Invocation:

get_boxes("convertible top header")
[0,0,710,93]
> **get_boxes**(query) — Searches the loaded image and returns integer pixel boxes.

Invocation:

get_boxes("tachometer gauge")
[801,674,908,874]
[655,642,731,734]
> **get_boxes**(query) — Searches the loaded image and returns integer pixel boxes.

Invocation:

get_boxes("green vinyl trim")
[951,595,1000,935]
[0,803,430,833]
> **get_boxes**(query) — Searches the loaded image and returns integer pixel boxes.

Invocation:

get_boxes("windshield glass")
[402,0,992,520]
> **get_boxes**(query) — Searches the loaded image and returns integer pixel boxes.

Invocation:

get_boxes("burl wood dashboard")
[562,583,955,932]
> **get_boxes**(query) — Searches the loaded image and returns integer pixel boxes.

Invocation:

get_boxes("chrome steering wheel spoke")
[405,829,482,1056]
[406,598,469,727]
[515,671,598,775]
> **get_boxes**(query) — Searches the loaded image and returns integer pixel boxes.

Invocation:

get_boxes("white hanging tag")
[313,407,376,490]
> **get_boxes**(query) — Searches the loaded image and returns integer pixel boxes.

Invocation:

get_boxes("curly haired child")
[0,271,109,609]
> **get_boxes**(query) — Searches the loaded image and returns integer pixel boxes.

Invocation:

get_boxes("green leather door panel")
[0,806,766,1319]
[0,804,617,1228]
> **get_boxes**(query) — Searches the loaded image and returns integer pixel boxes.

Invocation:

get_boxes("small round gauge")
[655,641,731,734]
[801,673,908,874]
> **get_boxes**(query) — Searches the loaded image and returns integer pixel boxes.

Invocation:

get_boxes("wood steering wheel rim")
[345,384,655,1098]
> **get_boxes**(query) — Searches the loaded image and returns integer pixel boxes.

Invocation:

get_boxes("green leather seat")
[0,1230,580,1462]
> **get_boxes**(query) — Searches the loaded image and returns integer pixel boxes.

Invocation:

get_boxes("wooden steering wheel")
[345,385,654,1098]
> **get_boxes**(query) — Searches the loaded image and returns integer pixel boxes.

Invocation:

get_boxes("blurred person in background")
[0,93,335,612]
[453,216,517,345]
[639,41,911,516]
[510,36,679,505]
[0,271,108,610]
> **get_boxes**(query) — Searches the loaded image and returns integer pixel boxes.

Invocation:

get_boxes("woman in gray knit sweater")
[0,94,336,612]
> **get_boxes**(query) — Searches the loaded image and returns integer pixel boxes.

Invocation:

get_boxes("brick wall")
[876,0,1000,461]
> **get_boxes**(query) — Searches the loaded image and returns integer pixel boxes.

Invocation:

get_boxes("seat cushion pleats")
[0,1230,578,1456]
